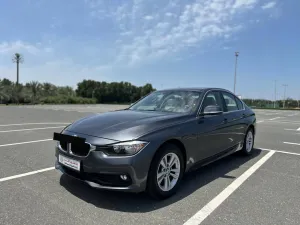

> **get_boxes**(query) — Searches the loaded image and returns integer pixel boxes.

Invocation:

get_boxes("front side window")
[129,90,202,113]
[201,91,224,112]
[222,92,239,112]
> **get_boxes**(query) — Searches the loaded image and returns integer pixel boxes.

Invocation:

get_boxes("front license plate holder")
[58,154,80,171]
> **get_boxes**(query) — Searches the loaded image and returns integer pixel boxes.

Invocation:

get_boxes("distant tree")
[76,80,155,104]
[0,83,8,103]
[12,53,24,86]
[1,76,157,105]
[1,78,13,86]
[141,83,155,97]
[57,86,75,96]
[28,81,41,103]
[41,82,57,96]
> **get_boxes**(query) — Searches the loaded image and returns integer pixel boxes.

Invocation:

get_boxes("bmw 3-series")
[54,88,256,199]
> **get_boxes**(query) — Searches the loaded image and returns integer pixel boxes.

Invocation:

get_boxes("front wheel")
[146,143,184,200]
[240,128,254,155]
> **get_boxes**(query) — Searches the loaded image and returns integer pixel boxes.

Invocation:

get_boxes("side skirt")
[186,142,243,173]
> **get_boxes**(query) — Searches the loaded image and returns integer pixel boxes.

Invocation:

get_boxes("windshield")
[129,90,202,113]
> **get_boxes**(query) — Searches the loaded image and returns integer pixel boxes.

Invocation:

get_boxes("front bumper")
[54,140,154,193]
[55,160,141,192]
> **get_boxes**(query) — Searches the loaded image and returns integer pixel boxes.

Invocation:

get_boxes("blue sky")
[0,0,299,99]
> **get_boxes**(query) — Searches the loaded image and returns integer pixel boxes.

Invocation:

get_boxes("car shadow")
[59,148,263,212]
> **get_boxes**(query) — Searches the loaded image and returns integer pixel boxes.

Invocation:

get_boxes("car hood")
[65,110,189,141]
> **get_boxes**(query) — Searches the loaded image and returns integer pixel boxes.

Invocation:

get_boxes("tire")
[146,143,184,200]
[240,128,254,156]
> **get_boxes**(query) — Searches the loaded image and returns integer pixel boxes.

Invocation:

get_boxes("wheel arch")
[248,124,255,135]
[155,139,187,170]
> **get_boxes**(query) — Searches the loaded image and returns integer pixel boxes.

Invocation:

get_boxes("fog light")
[120,175,128,180]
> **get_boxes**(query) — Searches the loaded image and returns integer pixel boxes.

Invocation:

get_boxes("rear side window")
[222,92,239,112]
[235,97,244,110]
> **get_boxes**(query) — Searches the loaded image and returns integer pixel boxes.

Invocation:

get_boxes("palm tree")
[12,53,24,86]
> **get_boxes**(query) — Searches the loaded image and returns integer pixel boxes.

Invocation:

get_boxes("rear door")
[221,91,246,150]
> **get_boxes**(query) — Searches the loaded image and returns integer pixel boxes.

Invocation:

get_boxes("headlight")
[100,141,149,156]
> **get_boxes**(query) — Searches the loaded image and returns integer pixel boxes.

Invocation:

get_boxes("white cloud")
[24,0,270,69]
[233,0,258,9]
[0,41,49,55]
[249,19,261,23]
[144,15,154,20]
[44,47,53,53]
[86,0,259,66]
[120,31,133,36]
[261,1,276,9]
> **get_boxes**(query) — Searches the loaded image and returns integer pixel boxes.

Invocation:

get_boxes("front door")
[196,91,228,162]
[221,91,246,150]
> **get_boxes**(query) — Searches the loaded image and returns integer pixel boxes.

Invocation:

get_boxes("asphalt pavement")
[0,105,299,225]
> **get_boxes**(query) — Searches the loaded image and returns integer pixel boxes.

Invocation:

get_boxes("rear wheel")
[240,128,254,155]
[146,143,184,200]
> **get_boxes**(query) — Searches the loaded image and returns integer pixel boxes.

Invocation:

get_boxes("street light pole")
[282,84,288,109]
[274,80,277,108]
[234,52,239,94]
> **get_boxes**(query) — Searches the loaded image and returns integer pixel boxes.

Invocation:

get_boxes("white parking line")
[269,117,281,120]
[183,150,275,225]
[0,122,69,127]
[265,113,280,116]
[0,167,55,182]
[271,120,300,123]
[0,126,65,133]
[287,113,298,117]
[283,142,300,146]
[0,139,52,147]
[260,148,300,156]
[265,121,300,125]
[284,128,300,131]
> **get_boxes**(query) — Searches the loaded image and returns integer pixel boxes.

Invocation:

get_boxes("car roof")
[156,87,233,93]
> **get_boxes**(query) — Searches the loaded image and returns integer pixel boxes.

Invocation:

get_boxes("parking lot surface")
[0,105,299,225]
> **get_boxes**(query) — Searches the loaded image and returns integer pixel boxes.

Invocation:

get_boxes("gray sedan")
[54,88,256,200]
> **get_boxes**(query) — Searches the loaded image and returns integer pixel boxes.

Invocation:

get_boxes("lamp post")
[282,84,288,109]
[233,52,239,94]
[274,80,277,108]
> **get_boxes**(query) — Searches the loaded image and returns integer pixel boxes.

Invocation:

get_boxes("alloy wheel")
[246,130,254,153]
[156,153,181,192]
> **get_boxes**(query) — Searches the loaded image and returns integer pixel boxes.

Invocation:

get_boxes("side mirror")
[203,105,223,115]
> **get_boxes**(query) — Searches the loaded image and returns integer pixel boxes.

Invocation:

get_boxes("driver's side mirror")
[202,105,223,115]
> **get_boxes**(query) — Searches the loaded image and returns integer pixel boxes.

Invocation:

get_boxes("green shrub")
[40,96,97,104]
